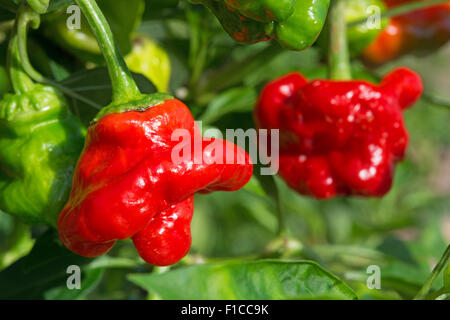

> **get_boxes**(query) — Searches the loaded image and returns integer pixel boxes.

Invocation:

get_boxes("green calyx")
[93,92,174,123]
[193,0,330,50]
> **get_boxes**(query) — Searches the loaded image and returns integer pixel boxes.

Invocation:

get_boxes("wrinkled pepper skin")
[132,196,194,266]
[255,68,423,199]
[192,0,330,50]
[363,0,450,65]
[0,85,85,226]
[58,94,253,266]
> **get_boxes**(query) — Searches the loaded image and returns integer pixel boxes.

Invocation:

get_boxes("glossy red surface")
[58,98,253,265]
[255,68,423,199]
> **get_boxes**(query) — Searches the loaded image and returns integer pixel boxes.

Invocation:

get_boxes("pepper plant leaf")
[128,260,358,300]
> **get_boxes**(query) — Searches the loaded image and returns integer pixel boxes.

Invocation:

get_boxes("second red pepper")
[255,68,423,199]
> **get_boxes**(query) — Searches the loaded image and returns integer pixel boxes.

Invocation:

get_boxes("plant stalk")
[328,0,352,80]
[75,0,141,104]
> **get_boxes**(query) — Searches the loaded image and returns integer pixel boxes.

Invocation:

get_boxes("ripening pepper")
[58,0,253,266]
[254,67,423,199]
[191,0,331,50]
[363,0,450,65]
[318,0,388,57]
[0,12,85,226]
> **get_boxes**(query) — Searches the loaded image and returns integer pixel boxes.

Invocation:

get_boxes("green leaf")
[200,87,257,125]
[0,231,94,299]
[0,0,18,13]
[59,67,156,125]
[43,268,103,300]
[128,260,357,300]
[0,217,34,271]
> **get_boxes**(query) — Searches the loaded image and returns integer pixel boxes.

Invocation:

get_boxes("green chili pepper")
[0,6,85,227]
[192,0,330,51]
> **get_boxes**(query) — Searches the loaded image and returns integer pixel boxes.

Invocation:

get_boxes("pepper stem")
[328,0,352,81]
[7,6,35,94]
[17,4,45,83]
[14,3,101,109]
[74,0,141,104]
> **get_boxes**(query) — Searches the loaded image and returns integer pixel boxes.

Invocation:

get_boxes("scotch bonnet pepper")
[255,67,423,199]
[0,8,85,226]
[191,0,331,50]
[363,0,450,65]
[58,94,253,266]
[58,0,253,266]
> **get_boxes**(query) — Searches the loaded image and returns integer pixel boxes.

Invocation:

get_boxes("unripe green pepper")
[0,7,85,227]
[192,0,330,51]
[0,85,85,226]
[125,36,171,92]
[224,0,295,22]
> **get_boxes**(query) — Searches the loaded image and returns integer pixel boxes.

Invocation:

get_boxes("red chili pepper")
[58,97,253,266]
[363,0,450,65]
[255,68,423,199]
